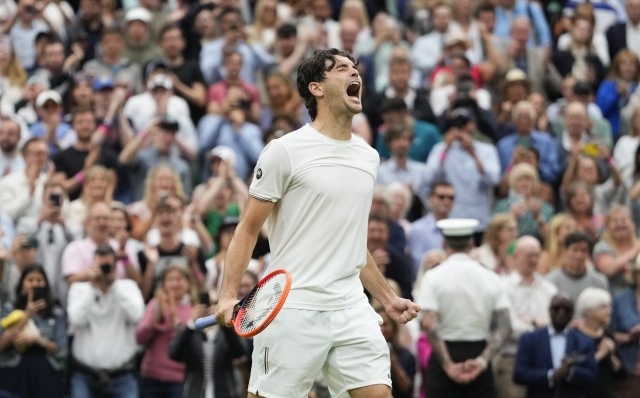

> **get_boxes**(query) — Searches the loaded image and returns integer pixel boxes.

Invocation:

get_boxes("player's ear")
[308,82,323,98]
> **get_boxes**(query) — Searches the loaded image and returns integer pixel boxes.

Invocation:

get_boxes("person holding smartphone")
[0,264,67,398]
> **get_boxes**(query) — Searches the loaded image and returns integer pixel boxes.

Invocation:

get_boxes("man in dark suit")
[513,294,597,398]
[606,0,640,61]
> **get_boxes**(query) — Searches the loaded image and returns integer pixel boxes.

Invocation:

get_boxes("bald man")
[497,236,558,398]
[339,18,359,55]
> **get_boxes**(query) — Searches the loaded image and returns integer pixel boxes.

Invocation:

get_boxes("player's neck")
[310,111,353,141]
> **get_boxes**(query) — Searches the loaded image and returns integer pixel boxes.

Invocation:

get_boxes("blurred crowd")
[0,0,639,397]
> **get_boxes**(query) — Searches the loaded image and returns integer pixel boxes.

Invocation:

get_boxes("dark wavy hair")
[14,264,54,316]
[296,49,358,121]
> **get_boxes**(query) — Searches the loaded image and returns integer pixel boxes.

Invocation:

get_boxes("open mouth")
[346,81,361,101]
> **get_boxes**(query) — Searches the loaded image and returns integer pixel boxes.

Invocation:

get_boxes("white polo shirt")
[418,253,510,341]
[249,124,380,311]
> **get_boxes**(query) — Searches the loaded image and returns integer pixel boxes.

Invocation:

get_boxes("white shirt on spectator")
[557,32,610,66]
[67,279,145,369]
[501,271,558,354]
[0,172,47,222]
[418,252,510,341]
[429,85,492,116]
[122,92,198,154]
[627,22,640,60]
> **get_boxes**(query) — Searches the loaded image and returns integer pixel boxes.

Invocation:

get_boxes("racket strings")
[237,273,287,334]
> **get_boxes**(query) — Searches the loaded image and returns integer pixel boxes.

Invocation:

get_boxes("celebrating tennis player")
[214,48,421,398]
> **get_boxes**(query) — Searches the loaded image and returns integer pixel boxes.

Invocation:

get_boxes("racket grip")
[195,315,218,330]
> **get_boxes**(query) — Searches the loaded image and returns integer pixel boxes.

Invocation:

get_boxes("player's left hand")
[385,297,420,324]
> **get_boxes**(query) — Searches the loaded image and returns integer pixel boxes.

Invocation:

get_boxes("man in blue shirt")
[497,101,560,184]
[376,98,441,163]
[29,90,73,157]
[494,0,552,48]
[377,124,425,188]
[417,109,501,235]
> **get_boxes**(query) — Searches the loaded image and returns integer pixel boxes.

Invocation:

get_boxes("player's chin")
[344,99,363,114]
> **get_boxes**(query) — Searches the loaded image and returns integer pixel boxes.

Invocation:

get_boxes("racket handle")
[195,315,218,330]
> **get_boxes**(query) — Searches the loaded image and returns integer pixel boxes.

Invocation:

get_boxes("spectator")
[0,117,24,177]
[246,0,279,55]
[513,293,598,398]
[65,0,103,63]
[371,185,406,256]
[29,90,73,156]
[0,44,28,110]
[158,24,207,126]
[496,101,560,185]
[375,306,414,398]
[498,236,557,398]
[596,49,640,136]
[0,264,67,398]
[593,206,640,295]
[33,39,82,99]
[552,14,606,87]
[537,214,578,275]
[3,0,51,72]
[418,108,501,235]
[411,2,458,79]
[273,23,314,83]
[62,201,139,285]
[565,181,601,241]
[575,288,627,398]
[260,72,309,130]
[474,213,518,273]
[198,85,263,181]
[409,181,454,273]
[547,232,609,302]
[527,93,551,134]
[67,244,144,398]
[614,107,640,172]
[66,165,114,227]
[131,0,168,42]
[82,26,143,94]
[376,98,441,163]
[492,163,553,239]
[194,150,248,252]
[367,214,412,300]
[121,8,163,68]
[548,76,604,125]
[606,0,640,60]
[377,124,425,188]
[122,60,198,161]
[611,259,640,397]
[168,296,247,398]
[137,198,206,300]
[563,0,626,36]
[338,17,358,55]
[0,138,50,222]
[496,18,561,101]
[385,183,414,238]
[199,7,275,85]
[494,0,552,48]
[0,235,39,303]
[206,50,261,123]
[136,264,195,398]
[557,4,611,68]
[204,216,243,290]
[125,164,186,241]
[52,105,120,201]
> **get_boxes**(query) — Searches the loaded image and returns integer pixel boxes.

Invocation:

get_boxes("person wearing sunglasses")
[514,293,598,398]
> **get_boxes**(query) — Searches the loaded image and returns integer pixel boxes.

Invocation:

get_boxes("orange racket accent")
[232,269,292,338]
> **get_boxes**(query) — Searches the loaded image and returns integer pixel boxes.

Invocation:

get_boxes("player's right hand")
[215,297,237,327]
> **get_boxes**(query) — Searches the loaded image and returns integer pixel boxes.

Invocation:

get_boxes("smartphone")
[100,264,112,275]
[22,236,39,249]
[198,291,211,306]
[32,286,46,301]
[49,193,61,207]
[237,99,252,110]
[517,135,532,150]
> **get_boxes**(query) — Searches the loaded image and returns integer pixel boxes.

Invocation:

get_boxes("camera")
[237,99,252,110]
[22,236,39,249]
[49,193,61,207]
[100,264,112,275]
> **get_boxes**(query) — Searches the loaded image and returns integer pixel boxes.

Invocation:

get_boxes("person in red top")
[206,50,261,123]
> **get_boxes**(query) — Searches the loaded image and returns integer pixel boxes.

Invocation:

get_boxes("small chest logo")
[256,168,263,179]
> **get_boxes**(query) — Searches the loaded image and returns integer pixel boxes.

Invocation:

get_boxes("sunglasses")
[435,194,455,201]
[550,305,573,312]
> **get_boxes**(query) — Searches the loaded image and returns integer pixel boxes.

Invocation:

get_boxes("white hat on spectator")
[444,31,471,50]
[209,145,237,168]
[125,7,151,24]
[436,219,479,238]
[35,90,62,108]
[147,74,173,90]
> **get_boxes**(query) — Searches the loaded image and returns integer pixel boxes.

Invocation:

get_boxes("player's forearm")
[479,308,512,362]
[359,251,396,307]
[219,227,259,300]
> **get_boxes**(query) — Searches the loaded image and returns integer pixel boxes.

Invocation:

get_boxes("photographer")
[197,84,263,181]
[417,108,500,242]
[0,234,38,303]
[67,244,144,398]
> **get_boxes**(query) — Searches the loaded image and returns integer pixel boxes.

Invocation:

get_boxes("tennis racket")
[194,269,291,338]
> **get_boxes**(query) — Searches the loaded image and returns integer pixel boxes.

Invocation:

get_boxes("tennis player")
[215,48,421,398]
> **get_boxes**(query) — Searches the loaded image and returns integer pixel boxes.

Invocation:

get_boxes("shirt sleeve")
[248,140,291,202]
[417,273,438,312]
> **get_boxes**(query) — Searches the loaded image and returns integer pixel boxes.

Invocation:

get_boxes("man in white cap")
[29,90,73,155]
[121,7,162,68]
[419,218,512,398]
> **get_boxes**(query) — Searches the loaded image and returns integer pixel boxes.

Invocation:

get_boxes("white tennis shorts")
[247,299,392,398]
